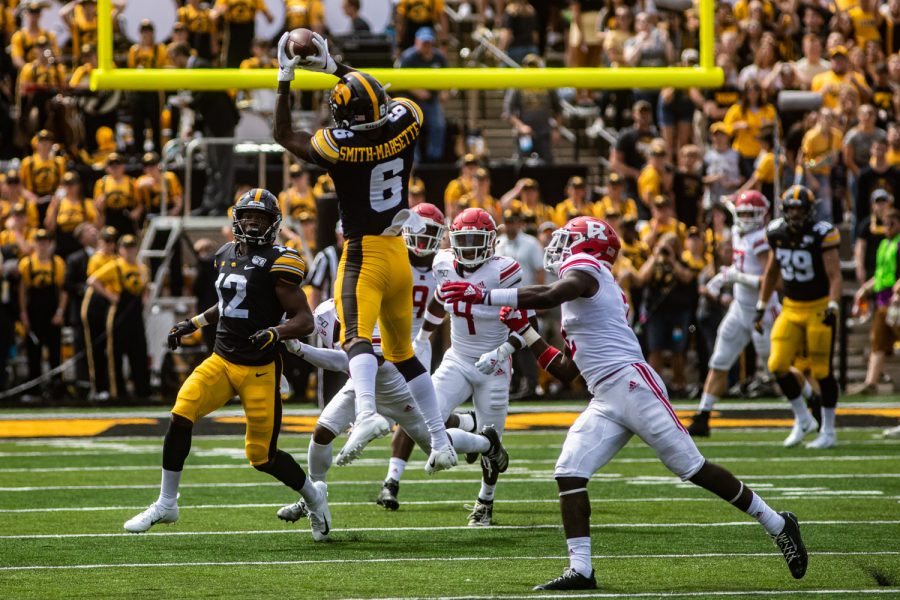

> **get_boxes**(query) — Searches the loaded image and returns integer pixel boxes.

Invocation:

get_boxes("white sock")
[405,371,446,449]
[698,392,718,412]
[788,396,812,424]
[746,491,785,536]
[299,477,322,505]
[566,536,593,577]
[456,412,477,432]
[307,439,332,482]
[348,352,379,417]
[387,457,407,482]
[157,468,181,508]
[447,428,490,454]
[822,406,836,434]
[478,482,496,502]
[801,380,814,400]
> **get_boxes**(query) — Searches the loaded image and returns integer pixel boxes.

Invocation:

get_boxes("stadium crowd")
[1,0,900,406]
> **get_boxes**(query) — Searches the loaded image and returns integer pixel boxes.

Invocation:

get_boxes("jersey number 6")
[369,157,404,213]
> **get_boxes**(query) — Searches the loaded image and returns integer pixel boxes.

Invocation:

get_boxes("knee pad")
[344,338,374,360]
[775,372,802,400]
[394,356,426,381]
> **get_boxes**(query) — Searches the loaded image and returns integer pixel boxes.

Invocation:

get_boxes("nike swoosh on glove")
[249,327,280,351]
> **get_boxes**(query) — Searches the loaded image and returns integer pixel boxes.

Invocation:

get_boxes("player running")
[274,30,454,472]
[687,191,820,444]
[124,190,332,541]
[443,216,807,589]
[383,208,525,526]
[758,185,842,449]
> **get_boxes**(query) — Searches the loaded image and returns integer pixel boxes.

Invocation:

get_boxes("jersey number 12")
[216,273,248,319]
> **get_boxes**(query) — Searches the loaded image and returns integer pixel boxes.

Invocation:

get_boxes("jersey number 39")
[775,248,814,282]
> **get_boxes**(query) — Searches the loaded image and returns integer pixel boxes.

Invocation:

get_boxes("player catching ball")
[273,30,455,471]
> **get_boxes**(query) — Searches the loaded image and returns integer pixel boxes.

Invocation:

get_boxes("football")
[285,28,317,60]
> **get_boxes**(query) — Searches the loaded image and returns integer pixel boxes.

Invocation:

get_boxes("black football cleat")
[533,568,598,590]
[772,511,808,579]
[687,411,710,437]
[375,478,400,511]
[480,426,509,473]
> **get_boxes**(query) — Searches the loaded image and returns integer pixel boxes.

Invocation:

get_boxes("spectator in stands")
[793,33,831,88]
[0,205,35,258]
[10,0,60,72]
[284,210,317,266]
[343,0,371,33]
[852,207,900,396]
[398,28,448,163]
[638,139,671,211]
[444,153,480,215]
[498,0,539,65]
[168,43,238,215]
[178,0,218,61]
[797,107,842,222]
[61,0,106,68]
[284,0,326,36]
[212,0,274,68]
[45,171,96,259]
[69,43,95,89]
[395,0,448,53]
[703,122,742,206]
[94,153,138,236]
[192,238,219,352]
[845,104,887,217]
[20,129,65,225]
[500,177,554,225]
[611,100,657,211]
[857,138,900,224]
[552,176,591,226]
[640,194,686,249]
[856,189,894,286]
[279,163,315,222]
[127,20,168,154]
[568,0,604,74]
[16,36,66,143]
[458,167,498,219]
[724,80,778,177]
[738,125,778,203]
[81,225,116,401]
[503,54,562,164]
[2,170,39,230]
[408,178,427,207]
[812,45,872,110]
[135,152,183,219]
[673,144,704,228]
[18,228,66,399]
[64,222,98,394]
[0,243,19,391]
[636,231,697,396]
[594,171,637,221]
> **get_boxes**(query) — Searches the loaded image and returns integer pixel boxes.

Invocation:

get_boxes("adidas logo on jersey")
[628,381,638,392]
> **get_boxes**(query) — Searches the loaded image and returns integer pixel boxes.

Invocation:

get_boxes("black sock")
[162,422,192,472]
[255,449,308,492]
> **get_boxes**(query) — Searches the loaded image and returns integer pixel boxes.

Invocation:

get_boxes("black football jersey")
[213,242,307,366]
[766,218,840,302]
[308,98,422,239]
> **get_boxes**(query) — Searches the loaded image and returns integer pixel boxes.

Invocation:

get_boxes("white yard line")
[355,591,900,600]
[1,520,897,541]
[0,551,898,572]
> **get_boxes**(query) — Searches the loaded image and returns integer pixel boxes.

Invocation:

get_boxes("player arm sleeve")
[269,250,308,285]
[288,341,350,372]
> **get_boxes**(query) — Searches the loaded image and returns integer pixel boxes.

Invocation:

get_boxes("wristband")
[486,288,518,308]
[423,310,443,326]
[755,300,766,312]
[415,328,432,342]
[827,300,839,313]
[191,313,209,328]
[277,80,291,94]
[537,345,562,369]
[522,327,541,346]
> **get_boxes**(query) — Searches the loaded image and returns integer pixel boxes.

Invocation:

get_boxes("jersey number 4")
[216,273,249,319]
[775,248,814,282]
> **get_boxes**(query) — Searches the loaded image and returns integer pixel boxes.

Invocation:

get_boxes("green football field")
[0,426,898,599]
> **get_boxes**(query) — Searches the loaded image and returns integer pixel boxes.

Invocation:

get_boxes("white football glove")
[475,341,515,375]
[276,32,302,82]
[282,338,306,356]
[720,265,739,285]
[297,32,338,75]
[705,272,725,297]
[425,445,458,474]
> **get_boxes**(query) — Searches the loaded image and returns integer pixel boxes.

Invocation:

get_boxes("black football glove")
[753,301,766,334]
[822,301,839,327]
[249,327,280,351]
[168,319,198,351]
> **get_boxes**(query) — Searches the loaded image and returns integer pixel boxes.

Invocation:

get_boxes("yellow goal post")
[90,0,722,91]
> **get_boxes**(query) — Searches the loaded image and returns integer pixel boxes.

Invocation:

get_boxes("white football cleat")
[425,446,458,474]
[805,430,837,449]
[276,499,309,523]
[123,501,179,533]
[306,480,331,542]
[783,419,818,447]
[884,424,900,439]
[336,413,391,466]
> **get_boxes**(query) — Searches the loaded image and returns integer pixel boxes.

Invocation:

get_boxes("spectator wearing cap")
[456,168,497,220]
[18,228,67,397]
[127,20,169,154]
[16,35,66,142]
[619,215,650,272]
[408,178,427,208]
[796,107,843,222]
[94,153,138,236]
[88,234,151,401]
[498,0,539,65]
[167,22,194,59]
[19,129,66,220]
[397,28,449,163]
[673,144,705,229]
[81,225,118,400]
[723,79,778,177]
[211,0,274,68]
[279,164,315,222]
[703,122,742,206]
[395,0,448,53]
[444,154,480,211]
[639,195,686,249]
[64,222,98,390]
[857,137,900,225]
[177,0,218,61]
[845,104,887,216]
[552,176,592,226]
[611,100,658,209]
[45,172,97,259]
[342,0,370,33]
[500,178,554,226]
[811,45,872,110]
[738,125,778,204]
[503,54,562,164]
[857,188,896,286]
[0,204,36,258]
[594,172,638,222]
[2,170,40,229]
[851,207,900,396]
[135,152,183,219]
[638,139,671,211]
[793,33,831,88]
[60,0,107,68]
[10,0,60,71]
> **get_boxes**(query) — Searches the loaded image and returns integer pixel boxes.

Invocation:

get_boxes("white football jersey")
[731,225,769,306]
[313,299,385,356]
[558,253,645,392]
[433,249,522,360]
[410,263,437,340]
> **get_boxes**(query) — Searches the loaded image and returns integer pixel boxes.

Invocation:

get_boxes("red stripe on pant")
[634,362,687,434]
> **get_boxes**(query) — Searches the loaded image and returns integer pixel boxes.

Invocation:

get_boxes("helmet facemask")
[543,228,576,275]
[450,228,496,267]
[404,220,446,256]
[233,208,281,246]
[735,205,766,233]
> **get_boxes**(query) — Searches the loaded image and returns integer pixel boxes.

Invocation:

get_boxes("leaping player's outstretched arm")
[441,270,598,311]
[499,308,580,382]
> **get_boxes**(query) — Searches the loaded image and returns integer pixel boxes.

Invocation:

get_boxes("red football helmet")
[544,216,620,274]
[733,190,770,233]
[403,203,446,256]
[449,207,497,267]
